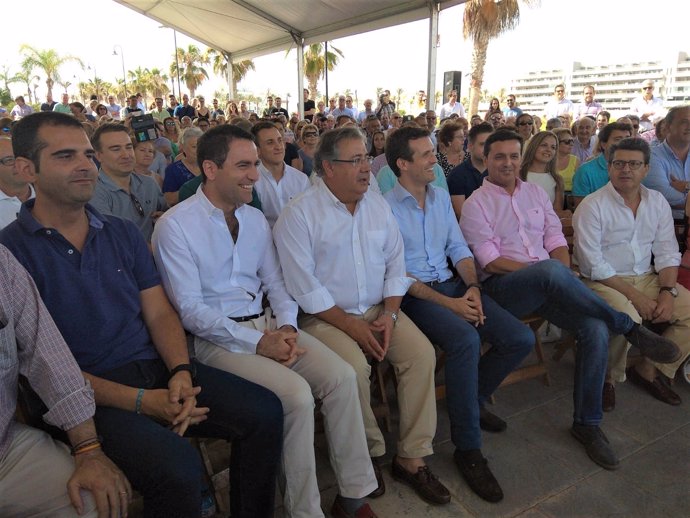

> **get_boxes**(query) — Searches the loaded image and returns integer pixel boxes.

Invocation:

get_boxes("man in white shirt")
[251,121,310,228]
[10,96,33,119]
[544,84,574,120]
[438,90,465,119]
[574,137,690,409]
[630,79,666,132]
[106,95,121,120]
[152,124,378,518]
[0,137,34,230]
[273,127,451,506]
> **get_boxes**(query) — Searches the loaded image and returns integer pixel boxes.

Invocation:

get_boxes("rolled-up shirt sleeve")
[643,153,686,209]
[652,200,682,271]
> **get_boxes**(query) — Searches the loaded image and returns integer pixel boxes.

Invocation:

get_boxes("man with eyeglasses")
[344,95,358,120]
[574,137,690,410]
[274,126,452,506]
[544,83,574,121]
[630,79,666,132]
[439,90,466,119]
[0,137,34,229]
[89,124,167,241]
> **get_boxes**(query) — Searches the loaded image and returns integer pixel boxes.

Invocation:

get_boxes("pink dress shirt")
[459,178,567,274]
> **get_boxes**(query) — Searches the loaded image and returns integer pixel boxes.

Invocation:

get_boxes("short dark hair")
[483,128,523,157]
[314,126,366,177]
[664,105,690,127]
[608,137,651,165]
[599,122,632,144]
[12,112,83,168]
[91,123,129,151]
[385,126,430,177]
[251,121,279,139]
[197,124,255,183]
[468,122,494,144]
[438,120,464,147]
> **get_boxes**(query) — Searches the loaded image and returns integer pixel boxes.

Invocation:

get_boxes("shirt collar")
[18,199,105,234]
[604,181,650,204]
[98,169,139,192]
[481,176,524,196]
[391,180,436,205]
[196,184,249,219]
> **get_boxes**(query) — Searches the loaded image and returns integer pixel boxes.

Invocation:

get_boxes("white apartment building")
[509,52,690,117]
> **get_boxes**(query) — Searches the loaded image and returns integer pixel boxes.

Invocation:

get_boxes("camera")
[131,114,157,142]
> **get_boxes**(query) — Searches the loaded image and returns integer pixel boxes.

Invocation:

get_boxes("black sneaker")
[454,449,504,502]
[624,323,681,363]
[479,406,507,432]
[571,423,620,470]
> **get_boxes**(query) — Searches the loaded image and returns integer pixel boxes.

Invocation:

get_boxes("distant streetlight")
[112,45,128,97]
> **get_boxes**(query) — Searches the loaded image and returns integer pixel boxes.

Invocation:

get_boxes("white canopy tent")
[114,0,467,115]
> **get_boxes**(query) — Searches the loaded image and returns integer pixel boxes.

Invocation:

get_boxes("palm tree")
[303,42,344,100]
[462,0,537,116]
[148,68,170,99]
[11,67,40,104]
[20,45,83,99]
[206,49,255,95]
[170,45,209,98]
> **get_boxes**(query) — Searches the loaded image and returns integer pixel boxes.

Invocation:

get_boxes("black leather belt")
[229,310,265,322]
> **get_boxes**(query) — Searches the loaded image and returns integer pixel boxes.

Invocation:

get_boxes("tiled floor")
[163,346,690,517]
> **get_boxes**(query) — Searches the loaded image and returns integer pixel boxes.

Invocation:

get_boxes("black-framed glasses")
[130,193,145,217]
[559,139,574,145]
[611,160,645,171]
[303,132,318,138]
[518,121,534,126]
[0,156,15,166]
[332,157,373,168]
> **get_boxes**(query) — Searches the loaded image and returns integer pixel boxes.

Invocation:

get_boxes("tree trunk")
[308,76,318,102]
[46,77,54,99]
[468,35,489,117]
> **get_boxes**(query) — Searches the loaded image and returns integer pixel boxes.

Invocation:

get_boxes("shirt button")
[46,230,52,235]
[68,249,74,254]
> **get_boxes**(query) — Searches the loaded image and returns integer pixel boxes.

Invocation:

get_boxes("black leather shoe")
[367,457,385,498]
[624,324,681,363]
[571,423,620,470]
[454,449,504,502]
[626,367,681,406]
[391,456,450,505]
[479,406,507,432]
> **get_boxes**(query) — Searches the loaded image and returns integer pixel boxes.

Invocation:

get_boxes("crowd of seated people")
[0,81,689,518]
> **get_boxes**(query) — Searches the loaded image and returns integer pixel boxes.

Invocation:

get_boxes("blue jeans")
[401,279,534,450]
[483,260,634,426]
[93,359,283,518]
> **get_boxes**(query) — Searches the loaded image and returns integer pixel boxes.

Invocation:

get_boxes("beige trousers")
[194,310,376,518]
[0,422,97,518]
[586,273,690,380]
[300,305,437,459]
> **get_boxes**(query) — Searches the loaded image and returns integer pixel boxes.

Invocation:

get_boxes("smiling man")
[460,129,681,470]
[274,126,451,506]
[152,124,377,518]
[89,124,167,241]
[0,136,35,229]
[574,137,690,409]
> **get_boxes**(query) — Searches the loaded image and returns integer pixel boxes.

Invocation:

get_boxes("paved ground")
[157,345,690,517]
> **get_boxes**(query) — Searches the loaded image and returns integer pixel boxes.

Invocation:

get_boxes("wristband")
[71,437,102,456]
[467,283,482,291]
[135,388,145,414]
[73,442,102,456]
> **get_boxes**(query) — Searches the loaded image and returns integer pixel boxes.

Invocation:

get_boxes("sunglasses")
[559,139,574,145]
[130,193,145,217]
[165,122,176,126]
[303,132,318,138]
[518,121,534,126]
[643,86,654,90]
[556,90,565,93]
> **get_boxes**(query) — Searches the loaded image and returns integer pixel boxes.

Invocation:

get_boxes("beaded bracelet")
[135,388,145,414]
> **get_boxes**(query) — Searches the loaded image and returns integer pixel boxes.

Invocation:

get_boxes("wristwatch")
[169,363,197,382]
[659,286,679,298]
[383,310,398,326]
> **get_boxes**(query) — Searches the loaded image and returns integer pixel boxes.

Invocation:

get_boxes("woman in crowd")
[298,124,319,177]
[553,127,580,194]
[519,130,564,212]
[196,96,211,119]
[368,130,386,158]
[133,138,163,188]
[162,116,180,156]
[162,127,203,205]
[94,104,110,120]
[484,97,502,121]
[516,112,537,144]
[226,101,240,118]
[435,120,465,176]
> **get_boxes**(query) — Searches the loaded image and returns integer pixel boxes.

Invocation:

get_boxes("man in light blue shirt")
[382,126,534,504]
[642,106,690,219]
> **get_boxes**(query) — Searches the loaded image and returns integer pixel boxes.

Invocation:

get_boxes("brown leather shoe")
[367,457,385,498]
[626,367,681,406]
[391,456,450,505]
[602,382,615,412]
[331,496,378,518]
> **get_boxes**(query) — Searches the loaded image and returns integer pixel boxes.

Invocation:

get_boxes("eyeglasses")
[165,122,176,127]
[0,156,15,166]
[518,120,534,126]
[643,86,654,90]
[303,132,318,138]
[559,139,574,145]
[611,160,645,171]
[332,156,374,168]
[130,193,145,217]
[391,116,401,119]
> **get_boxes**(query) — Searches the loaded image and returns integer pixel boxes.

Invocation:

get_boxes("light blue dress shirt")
[643,140,690,219]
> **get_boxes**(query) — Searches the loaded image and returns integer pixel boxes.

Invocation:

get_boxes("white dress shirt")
[0,184,34,230]
[255,162,310,229]
[151,187,298,354]
[273,180,412,315]
[573,182,680,281]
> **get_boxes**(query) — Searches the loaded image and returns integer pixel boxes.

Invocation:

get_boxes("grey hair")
[179,127,203,147]
[313,126,366,177]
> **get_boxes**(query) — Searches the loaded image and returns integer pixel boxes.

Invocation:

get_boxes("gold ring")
[119,491,128,495]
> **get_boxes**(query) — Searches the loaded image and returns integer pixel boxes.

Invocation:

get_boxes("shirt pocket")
[525,207,545,232]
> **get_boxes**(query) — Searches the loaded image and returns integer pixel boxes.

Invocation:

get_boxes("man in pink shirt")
[459,129,680,471]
